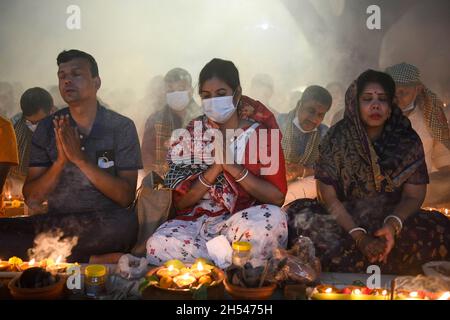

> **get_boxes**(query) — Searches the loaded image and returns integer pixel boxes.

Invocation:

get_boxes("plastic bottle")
[84,264,107,298]
[232,241,252,267]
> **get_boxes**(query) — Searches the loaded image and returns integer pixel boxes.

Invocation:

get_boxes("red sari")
[164,96,287,221]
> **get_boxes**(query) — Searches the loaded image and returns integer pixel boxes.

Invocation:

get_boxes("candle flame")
[29,258,35,266]
[55,255,62,264]
[325,287,332,294]
[168,265,174,271]
[197,261,204,271]
[353,289,362,295]
[182,273,192,280]
[438,292,450,300]
[382,290,388,296]
[409,291,418,298]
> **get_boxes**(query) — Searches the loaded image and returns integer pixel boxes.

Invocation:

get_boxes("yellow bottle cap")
[232,241,252,251]
[85,264,107,277]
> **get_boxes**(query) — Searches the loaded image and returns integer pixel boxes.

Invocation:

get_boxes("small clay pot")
[224,278,276,300]
[8,274,67,300]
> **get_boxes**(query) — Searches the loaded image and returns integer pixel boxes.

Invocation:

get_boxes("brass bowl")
[142,265,225,300]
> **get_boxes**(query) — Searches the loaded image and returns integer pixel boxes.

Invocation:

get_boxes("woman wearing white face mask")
[141,68,201,177]
[147,59,288,267]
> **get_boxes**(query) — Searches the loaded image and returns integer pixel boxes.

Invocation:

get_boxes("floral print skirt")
[146,204,288,267]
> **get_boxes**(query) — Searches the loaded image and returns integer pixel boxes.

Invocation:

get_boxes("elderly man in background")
[386,62,450,207]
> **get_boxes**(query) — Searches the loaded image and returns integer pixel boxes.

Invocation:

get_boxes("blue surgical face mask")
[166,90,190,111]
[202,91,239,123]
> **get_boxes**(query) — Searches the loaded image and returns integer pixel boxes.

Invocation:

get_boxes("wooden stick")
[390,279,396,300]
[258,260,270,288]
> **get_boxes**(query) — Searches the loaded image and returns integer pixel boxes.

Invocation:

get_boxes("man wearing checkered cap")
[386,62,450,207]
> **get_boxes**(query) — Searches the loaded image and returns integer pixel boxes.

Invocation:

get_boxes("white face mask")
[25,120,38,132]
[166,90,190,111]
[402,100,416,113]
[202,94,237,123]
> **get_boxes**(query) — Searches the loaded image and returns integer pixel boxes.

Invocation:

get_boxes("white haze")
[0,0,448,128]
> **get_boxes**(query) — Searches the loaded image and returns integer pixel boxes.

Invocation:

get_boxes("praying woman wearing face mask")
[201,87,241,124]
[146,60,289,267]
[172,58,287,211]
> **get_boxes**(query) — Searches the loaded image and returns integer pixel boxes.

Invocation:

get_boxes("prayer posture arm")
[24,116,137,208]
[223,163,285,206]
[23,118,69,208]
[375,183,426,262]
[175,163,285,210]
[174,164,223,211]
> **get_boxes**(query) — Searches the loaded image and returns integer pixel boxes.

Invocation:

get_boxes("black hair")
[198,58,240,93]
[56,49,99,77]
[356,69,396,105]
[164,68,192,86]
[298,85,332,109]
[20,87,54,117]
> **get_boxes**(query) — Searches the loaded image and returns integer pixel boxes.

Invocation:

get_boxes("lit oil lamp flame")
[173,272,196,288]
[438,292,450,300]
[168,265,174,272]
[55,255,62,264]
[29,258,36,266]
[182,273,191,280]
[353,289,362,295]
[325,287,333,294]
[382,290,388,296]
[197,261,204,271]
[409,291,419,298]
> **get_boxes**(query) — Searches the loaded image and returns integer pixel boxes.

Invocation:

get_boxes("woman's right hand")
[356,234,387,263]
